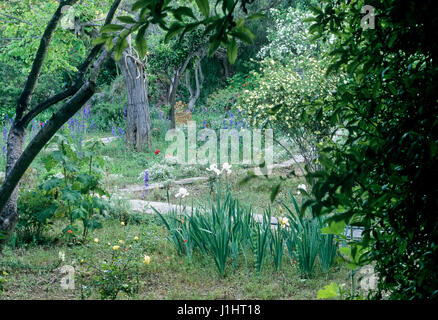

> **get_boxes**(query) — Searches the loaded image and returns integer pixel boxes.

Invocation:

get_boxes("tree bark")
[117,49,151,151]
[185,58,203,111]
[166,47,205,128]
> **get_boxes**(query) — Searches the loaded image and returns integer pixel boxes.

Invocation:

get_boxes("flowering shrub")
[257,8,321,62]
[139,163,175,181]
[76,235,151,300]
[236,56,342,172]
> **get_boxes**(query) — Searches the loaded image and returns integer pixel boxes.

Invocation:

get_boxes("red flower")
[206,123,210,127]
[155,149,160,155]
[183,239,187,243]
[67,230,73,234]
[242,84,246,87]
[180,261,183,264]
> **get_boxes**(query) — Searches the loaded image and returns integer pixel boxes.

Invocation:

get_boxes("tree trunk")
[0,124,25,246]
[167,73,178,129]
[222,56,231,79]
[117,49,151,151]
[166,47,205,128]
[186,59,202,111]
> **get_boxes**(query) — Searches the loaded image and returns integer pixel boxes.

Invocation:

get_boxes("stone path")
[119,177,208,194]
[119,155,304,195]
[127,198,280,227]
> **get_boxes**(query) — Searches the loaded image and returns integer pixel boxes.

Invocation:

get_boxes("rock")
[100,136,117,144]
[174,177,208,185]
[128,200,183,214]
[108,174,123,180]
[356,264,379,294]
[119,177,208,194]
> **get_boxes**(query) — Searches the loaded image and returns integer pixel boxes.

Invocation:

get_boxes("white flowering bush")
[236,56,341,171]
[257,8,320,62]
[139,163,175,181]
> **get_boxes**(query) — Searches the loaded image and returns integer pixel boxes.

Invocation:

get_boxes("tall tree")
[0,0,123,250]
[117,40,151,150]
[184,48,206,111]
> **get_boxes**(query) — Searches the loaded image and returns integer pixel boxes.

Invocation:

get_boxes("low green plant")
[37,134,110,241]
[15,190,57,245]
[283,192,338,278]
[318,233,338,273]
[0,270,7,294]
[77,235,151,300]
[252,209,271,273]
[285,216,320,278]
[270,222,285,272]
[156,179,256,277]
[156,209,188,256]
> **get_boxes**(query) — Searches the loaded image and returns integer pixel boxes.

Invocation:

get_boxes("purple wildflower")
[3,127,7,142]
[143,170,149,197]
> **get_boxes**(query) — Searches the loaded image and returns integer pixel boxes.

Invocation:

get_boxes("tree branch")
[0,12,34,27]
[17,0,123,127]
[0,50,110,215]
[15,0,78,120]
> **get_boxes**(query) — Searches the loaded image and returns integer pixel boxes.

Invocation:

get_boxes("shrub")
[33,134,110,242]
[76,235,151,300]
[15,190,57,245]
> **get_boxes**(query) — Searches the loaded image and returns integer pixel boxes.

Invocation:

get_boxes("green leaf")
[247,13,266,21]
[270,183,282,202]
[135,24,149,58]
[62,188,82,203]
[117,15,136,24]
[208,38,221,56]
[227,38,238,64]
[321,220,347,235]
[36,205,57,223]
[317,282,340,299]
[238,171,258,186]
[91,35,108,46]
[132,0,150,11]
[101,24,124,33]
[195,0,210,17]
[164,22,184,43]
[40,177,63,191]
[113,37,129,61]
[232,29,255,44]
[173,6,195,21]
